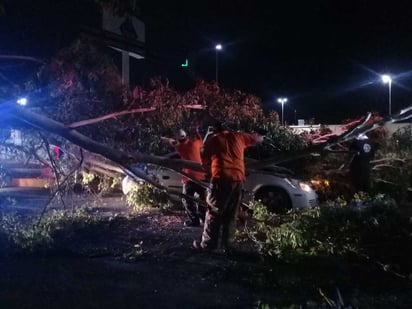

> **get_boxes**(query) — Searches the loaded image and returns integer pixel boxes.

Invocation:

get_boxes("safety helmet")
[356,134,368,140]
[176,129,187,141]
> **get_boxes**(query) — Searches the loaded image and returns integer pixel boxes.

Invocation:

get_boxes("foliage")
[246,123,308,160]
[101,175,121,192]
[0,208,103,253]
[371,126,412,202]
[81,172,121,195]
[129,79,280,155]
[246,194,411,267]
[2,38,309,195]
[1,37,310,211]
[30,38,268,155]
[81,171,97,185]
[0,167,11,188]
[31,39,127,146]
[123,181,178,213]
[300,145,351,202]
[29,39,304,158]
[154,196,176,213]
[124,183,154,212]
[392,125,412,151]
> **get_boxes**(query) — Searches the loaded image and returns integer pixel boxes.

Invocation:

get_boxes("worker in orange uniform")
[163,125,207,227]
[194,123,263,252]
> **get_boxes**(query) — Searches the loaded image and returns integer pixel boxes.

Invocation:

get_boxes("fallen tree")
[2,101,411,201]
[2,38,412,211]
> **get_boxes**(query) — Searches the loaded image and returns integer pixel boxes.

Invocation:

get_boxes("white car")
[123,153,317,212]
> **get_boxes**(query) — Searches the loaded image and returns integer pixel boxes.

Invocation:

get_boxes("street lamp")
[277,97,288,126]
[215,44,222,85]
[381,74,392,116]
[16,97,27,106]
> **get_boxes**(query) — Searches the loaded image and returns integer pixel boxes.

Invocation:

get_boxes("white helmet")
[356,134,368,140]
[176,129,187,141]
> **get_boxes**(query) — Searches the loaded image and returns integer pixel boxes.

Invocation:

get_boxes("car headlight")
[285,178,313,192]
[310,179,330,190]
[299,182,312,192]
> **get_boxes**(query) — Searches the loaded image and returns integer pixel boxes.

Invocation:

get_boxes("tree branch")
[68,107,156,128]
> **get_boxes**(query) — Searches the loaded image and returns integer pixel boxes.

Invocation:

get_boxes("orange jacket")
[201,131,260,182]
[175,137,205,183]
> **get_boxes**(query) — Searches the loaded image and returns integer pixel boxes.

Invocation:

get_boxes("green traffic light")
[181,59,188,67]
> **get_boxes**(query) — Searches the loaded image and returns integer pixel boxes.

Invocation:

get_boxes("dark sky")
[2,0,412,123]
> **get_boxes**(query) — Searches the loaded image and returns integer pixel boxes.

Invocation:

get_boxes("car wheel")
[255,187,292,213]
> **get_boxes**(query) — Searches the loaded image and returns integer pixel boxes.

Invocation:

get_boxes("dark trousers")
[201,178,243,250]
[182,181,206,224]
[350,159,371,192]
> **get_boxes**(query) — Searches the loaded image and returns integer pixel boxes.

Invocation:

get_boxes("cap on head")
[176,129,187,141]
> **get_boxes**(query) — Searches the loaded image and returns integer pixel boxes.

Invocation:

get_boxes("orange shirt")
[201,131,259,182]
[175,137,205,183]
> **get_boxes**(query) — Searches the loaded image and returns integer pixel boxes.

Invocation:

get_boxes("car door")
[155,153,183,190]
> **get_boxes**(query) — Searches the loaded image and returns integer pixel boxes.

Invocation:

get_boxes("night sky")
[1,0,412,123]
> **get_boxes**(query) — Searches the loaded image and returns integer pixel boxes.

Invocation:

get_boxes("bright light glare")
[277,97,287,104]
[215,44,222,50]
[16,97,27,106]
[381,74,392,84]
[299,182,312,192]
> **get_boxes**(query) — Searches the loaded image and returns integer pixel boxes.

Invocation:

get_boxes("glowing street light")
[381,74,392,116]
[215,44,222,85]
[277,97,288,126]
[16,97,27,106]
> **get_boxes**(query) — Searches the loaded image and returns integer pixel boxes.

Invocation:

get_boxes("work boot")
[192,240,205,250]
[192,240,218,252]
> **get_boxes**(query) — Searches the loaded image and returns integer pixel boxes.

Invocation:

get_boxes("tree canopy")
[25,39,300,157]
[3,38,410,202]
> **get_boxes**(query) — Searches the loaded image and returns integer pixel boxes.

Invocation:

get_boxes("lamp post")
[381,74,392,116]
[215,44,222,84]
[277,97,288,126]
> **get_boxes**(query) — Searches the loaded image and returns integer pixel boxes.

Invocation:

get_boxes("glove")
[253,134,264,144]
